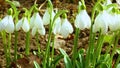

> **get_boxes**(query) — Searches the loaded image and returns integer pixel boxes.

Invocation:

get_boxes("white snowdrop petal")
[43,9,50,25]
[43,9,55,25]
[31,27,37,36]
[22,17,30,32]
[34,12,44,29]
[75,10,91,29]
[1,15,9,27]
[108,14,117,31]
[5,15,14,33]
[60,19,73,38]
[30,14,35,28]
[108,14,120,31]
[52,10,55,20]
[93,11,109,34]
[38,27,45,35]
[53,17,61,34]
[64,19,73,33]
[105,0,112,5]
[117,15,120,30]
[60,24,69,38]
[60,28,69,38]
[16,19,22,31]
[75,14,81,28]
[0,22,4,32]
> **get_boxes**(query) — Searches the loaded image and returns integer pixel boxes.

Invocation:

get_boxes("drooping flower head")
[93,10,110,34]
[74,1,91,30]
[107,7,120,31]
[53,17,61,35]
[43,9,55,25]
[0,8,14,33]
[16,17,30,32]
[30,12,45,36]
[43,0,55,25]
[59,13,73,38]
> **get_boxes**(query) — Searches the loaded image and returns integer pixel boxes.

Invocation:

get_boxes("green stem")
[115,54,120,68]
[51,35,55,67]
[36,32,41,57]
[85,0,102,68]
[111,31,120,60]
[43,11,53,67]
[85,26,95,68]
[93,32,104,66]
[8,33,11,66]
[105,33,116,56]
[109,31,120,68]
[25,31,30,56]
[14,31,18,61]
[1,31,9,67]
[43,26,52,68]
[72,28,80,68]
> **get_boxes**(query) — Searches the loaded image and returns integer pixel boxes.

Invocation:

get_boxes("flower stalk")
[72,28,80,68]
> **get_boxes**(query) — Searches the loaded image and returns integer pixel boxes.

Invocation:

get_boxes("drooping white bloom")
[59,18,73,38]
[104,0,112,5]
[30,12,45,36]
[16,17,30,32]
[0,20,4,32]
[43,9,55,25]
[75,10,91,29]
[53,17,61,35]
[93,10,110,34]
[108,13,120,31]
[0,15,14,33]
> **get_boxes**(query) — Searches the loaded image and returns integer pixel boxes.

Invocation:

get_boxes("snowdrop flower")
[104,0,112,5]
[75,10,91,29]
[93,10,110,34]
[59,18,73,38]
[16,17,30,32]
[0,20,4,32]
[53,17,61,35]
[0,15,14,33]
[43,9,55,25]
[30,12,45,36]
[108,13,120,31]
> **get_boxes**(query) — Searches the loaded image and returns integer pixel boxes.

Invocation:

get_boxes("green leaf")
[95,3,104,12]
[78,54,83,68]
[52,54,63,65]
[116,48,120,54]
[106,3,118,10]
[59,48,72,68]
[64,56,72,68]
[104,34,113,43]
[116,63,120,68]
[59,48,68,56]
[76,61,81,68]
[34,61,40,68]
[96,54,112,68]
[75,49,85,68]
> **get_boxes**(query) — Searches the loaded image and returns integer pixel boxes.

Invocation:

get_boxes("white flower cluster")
[93,0,120,34]
[0,1,91,38]
[0,9,74,38]
[1,0,119,38]
[43,9,73,38]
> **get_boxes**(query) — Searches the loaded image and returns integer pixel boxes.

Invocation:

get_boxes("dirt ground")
[0,0,118,68]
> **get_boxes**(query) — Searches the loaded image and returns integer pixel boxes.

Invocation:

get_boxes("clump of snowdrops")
[0,0,120,68]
